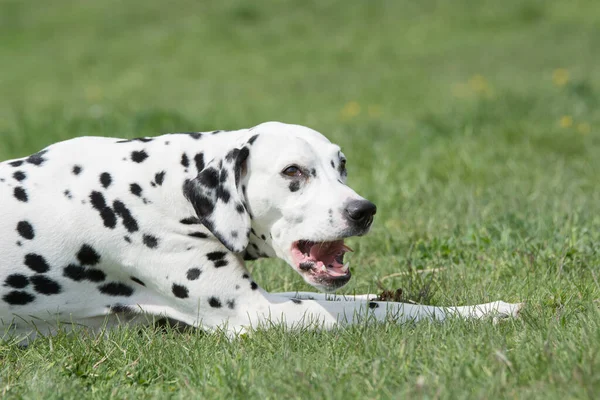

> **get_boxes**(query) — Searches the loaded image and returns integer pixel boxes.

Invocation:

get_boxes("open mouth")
[290,240,353,290]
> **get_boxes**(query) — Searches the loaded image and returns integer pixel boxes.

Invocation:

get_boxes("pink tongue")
[309,241,344,261]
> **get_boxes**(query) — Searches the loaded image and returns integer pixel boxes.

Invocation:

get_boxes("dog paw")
[492,301,524,324]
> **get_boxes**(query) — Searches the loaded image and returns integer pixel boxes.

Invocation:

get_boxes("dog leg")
[272,292,522,319]
[239,294,523,332]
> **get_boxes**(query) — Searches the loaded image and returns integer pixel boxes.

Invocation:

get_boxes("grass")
[2,0,600,398]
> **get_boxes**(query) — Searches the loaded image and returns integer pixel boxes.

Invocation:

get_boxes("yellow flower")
[559,115,573,128]
[552,68,569,87]
[340,101,361,119]
[84,85,103,101]
[367,105,382,118]
[468,74,493,97]
[577,122,591,135]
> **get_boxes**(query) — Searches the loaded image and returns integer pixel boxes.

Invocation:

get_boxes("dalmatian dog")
[0,121,521,341]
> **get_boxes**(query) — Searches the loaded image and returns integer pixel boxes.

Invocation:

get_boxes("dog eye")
[282,165,302,177]
[340,159,347,170]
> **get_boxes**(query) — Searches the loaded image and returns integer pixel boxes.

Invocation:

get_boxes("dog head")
[185,122,376,292]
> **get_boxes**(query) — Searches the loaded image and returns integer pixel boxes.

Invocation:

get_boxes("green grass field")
[2,0,600,398]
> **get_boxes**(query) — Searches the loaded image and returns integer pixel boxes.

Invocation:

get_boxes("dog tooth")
[342,262,350,272]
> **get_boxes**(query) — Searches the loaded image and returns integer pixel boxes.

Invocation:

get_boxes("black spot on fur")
[90,191,117,228]
[250,281,258,290]
[242,273,250,279]
[214,260,228,268]
[63,264,86,281]
[14,186,28,202]
[143,234,159,249]
[130,276,145,286]
[311,168,317,177]
[13,171,26,181]
[24,254,50,273]
[86,269,106,282]
[130,183,143,197]
[117,137,153,143]
[9,160,24,167]
[188,232,209,239]
[110,304,132,313]
[100,172,112,188]
[99,282,134,296]
[247,134,259,145]
[236,203,245,214]
[27,150,48,166]
[17,221,34,240]
[199,167,219,188]
[64,190,72,199]
[291,298,302,304]
[62,264,104,282]
[154,171,166,186]
[216,186,231,203]
[131,150,149,163]
[219,169,229,183]
[183,181,215,217]
[124,236,132,243]
[207,251,226,261]
[208,297,222,308]
[113,200,139,233]
[181,153,189,168]
[77,244,101,266]
[194,153,205,172]
[30,275,61,295]
[331,160,335,169]
[186,268,201,280]
[227,300,235,309]
[2,290,35,305]
[73,165,82,175]
[369,302,379,309]
[180,217,200,225]
[172,283,189,298]
[289,181,300,192]
[261,234,266,240]
[186,132,203,140]
[243,252,258,261]
[5,274,29,289]
[225,149,237,163]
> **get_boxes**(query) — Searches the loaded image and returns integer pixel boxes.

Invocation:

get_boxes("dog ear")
[183,146,251,253]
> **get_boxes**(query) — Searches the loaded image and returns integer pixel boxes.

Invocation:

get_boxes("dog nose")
[344,200,377,227]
